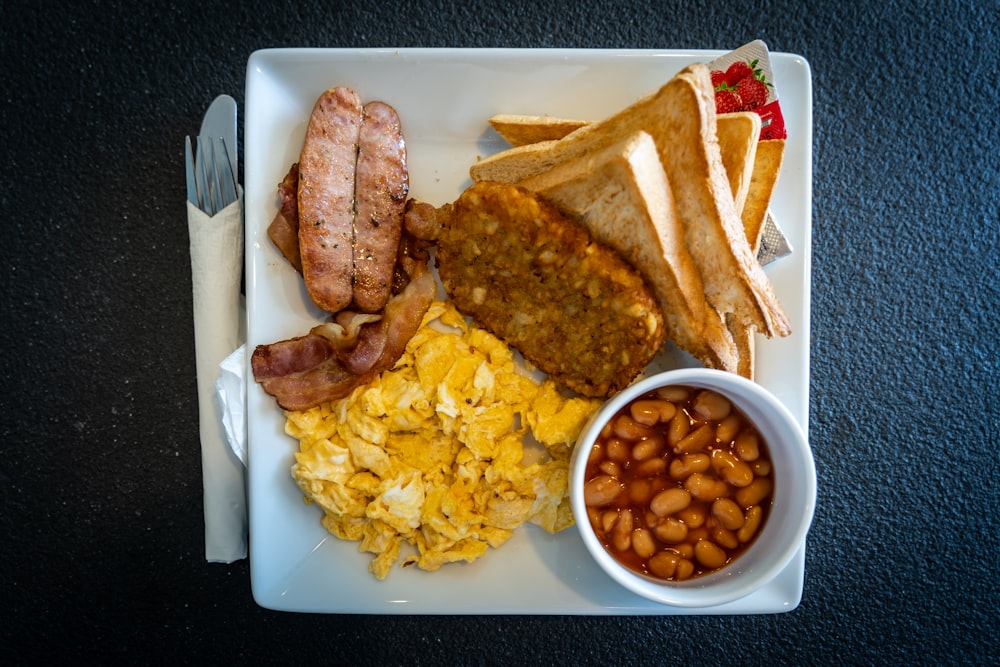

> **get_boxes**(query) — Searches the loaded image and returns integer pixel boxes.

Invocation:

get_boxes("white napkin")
[217,343,248,467]
[188,193,247,563]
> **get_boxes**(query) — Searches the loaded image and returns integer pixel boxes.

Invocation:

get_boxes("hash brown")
[435,181,666,398]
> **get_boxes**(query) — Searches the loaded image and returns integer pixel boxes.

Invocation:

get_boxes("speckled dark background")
[3,0,998,664]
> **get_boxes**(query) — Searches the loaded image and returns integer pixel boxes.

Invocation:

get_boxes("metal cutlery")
[185,95,239,216]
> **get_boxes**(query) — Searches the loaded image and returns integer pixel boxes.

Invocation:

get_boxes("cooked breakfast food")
[253,49,794,581]
[714,112,761,217]
[266,162,302,272]
[519,131,738,374]
[490,111,763,219]
[435,181,667,398]
[287,300,602,579]
[251,257,436,411]
[488,113,589,146]
[352,101,409,312]
[470,64,790,348]
[582,384,773,581]
[742,139,785,252]
[298,86,363,313]
[294,87,409,314]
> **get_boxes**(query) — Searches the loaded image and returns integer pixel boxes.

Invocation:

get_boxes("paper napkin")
[188,193,247,564]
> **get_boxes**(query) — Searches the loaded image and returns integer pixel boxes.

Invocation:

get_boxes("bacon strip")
[251,261,436,411]
[266,163,302,272]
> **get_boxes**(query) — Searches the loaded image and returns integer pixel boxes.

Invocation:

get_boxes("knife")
[198,94,238,180]
[188,95,239,214]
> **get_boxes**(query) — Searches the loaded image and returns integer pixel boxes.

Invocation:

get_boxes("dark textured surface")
[3,0,998,663]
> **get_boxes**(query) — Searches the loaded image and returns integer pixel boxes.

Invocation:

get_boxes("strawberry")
[711,69,728,91]
[715,89,743,114]
[725,61,753,86]
[735,76,768,109]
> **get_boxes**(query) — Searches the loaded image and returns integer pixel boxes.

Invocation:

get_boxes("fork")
[185,135,238,216]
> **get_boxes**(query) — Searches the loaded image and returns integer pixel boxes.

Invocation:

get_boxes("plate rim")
[244,46,813,614]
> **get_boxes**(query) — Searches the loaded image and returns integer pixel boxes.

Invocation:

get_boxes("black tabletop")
[4,0,998,663]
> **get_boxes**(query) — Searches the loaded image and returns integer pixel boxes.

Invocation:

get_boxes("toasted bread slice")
[489,114,589,146]
[521,131,737,372]
[742,139,785,252]
[715,112,760,218]
[490,112,761,218]
[470,64,790,339]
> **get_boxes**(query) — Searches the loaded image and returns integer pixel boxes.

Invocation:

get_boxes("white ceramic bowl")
[569,368,817,608]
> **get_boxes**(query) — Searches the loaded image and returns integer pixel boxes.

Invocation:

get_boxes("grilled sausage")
[352,101,408,313]
[297,87,362,312]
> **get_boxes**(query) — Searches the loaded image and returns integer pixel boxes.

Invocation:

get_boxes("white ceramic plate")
[245,48,813,614]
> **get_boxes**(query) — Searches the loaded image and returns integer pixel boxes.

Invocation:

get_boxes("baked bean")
[712,497,745,530]
[650,487,691,517]
[685,472,729,501]
[629,399,676,426]
[599,460,621,477]
[676,502,708,528]
[632,528,656,558]
[694,539,728,569]
[711,526,739,550]
[582,385,773,582]
[648,551,680,579]
[652,518,688,543]
[669,453,710,480]
[631,434,663,461]
[710,448,754,487]
[666,410,690,446]
[584,475,623,507]
[736,477,773,508]
[692,390,732,421]
[738,505,763,543]
[613,414,653,442]
[611,509,633,551]
[605,437,629,463]
[675,558,695,581]
[716,413,743,444]
[673,424,714,454]
[634,457,667,477]
[655,386,690,403]
[735,430,760,461]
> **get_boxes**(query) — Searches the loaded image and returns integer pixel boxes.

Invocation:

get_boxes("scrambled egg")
[286,301,602,579]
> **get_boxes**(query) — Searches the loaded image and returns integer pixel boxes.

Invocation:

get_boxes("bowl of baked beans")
[569,368,816,607]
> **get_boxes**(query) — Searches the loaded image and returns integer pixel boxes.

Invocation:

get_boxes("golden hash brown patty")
[435,181,666,397]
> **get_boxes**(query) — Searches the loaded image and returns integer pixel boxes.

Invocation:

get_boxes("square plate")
[245,48,812,614]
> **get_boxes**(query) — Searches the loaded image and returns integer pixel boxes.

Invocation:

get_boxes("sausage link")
[353,101,408,312]
[298,87,362,312]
